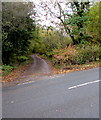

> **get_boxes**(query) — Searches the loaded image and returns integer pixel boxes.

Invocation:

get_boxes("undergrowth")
[2,55,32,76]
[44,43,101,69]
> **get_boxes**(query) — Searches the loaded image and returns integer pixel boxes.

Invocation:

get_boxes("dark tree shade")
[2,2,36,64]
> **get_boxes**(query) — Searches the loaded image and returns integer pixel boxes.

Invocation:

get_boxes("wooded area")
[2,1,101,76]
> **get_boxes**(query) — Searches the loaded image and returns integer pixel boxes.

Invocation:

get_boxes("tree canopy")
[85,2,100,43]
[2,1,100,67]
[2,2,35,64]
[35,0,91,44]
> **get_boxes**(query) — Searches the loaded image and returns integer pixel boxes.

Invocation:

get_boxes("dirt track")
[3,55,52,86]
[16,55,52,83]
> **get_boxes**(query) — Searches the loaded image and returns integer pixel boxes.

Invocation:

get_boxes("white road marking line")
[18,81,35,86]
[68,80,101,90]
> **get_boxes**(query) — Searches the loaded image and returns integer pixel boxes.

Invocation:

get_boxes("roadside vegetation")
[2,1,101,80]
[2,2,34,76]
[31,1,100,71]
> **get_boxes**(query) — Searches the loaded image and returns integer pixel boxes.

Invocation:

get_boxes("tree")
[35,0,90,44]
[30,25,70,55]
[2,2,35,64]
[85,2,100,43]
[56,1,91,44]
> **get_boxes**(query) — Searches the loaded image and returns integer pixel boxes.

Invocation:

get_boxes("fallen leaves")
[2,61,33,84]
[53,62,100,75]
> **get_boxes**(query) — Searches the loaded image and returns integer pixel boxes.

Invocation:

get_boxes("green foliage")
[2,2,35,65]
[43,30,65,51]
[2,65,16,76]
[60,1,90,44]
[31,26,72,55]
[74,44,100,64]
[85,2,100,43]
[31,27,46,54]
[17,56,29,63]
[65,15,89,25]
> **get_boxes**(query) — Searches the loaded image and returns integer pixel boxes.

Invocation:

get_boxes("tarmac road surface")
[2,68,100,118]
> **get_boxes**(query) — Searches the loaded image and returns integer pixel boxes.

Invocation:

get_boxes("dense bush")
[47,44,100,68]
[2,65,16,76]
[74,44,100,64]
[17,56,29,63]
[31,27,73,55]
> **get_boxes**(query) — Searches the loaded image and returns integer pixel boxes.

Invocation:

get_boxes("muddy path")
[3,55,52,87]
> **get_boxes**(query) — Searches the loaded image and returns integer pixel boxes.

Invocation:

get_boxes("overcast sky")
[31,0,99,28]
[33,0,70,27]
[2,0,100,28]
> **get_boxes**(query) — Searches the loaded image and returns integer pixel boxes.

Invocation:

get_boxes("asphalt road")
[2,68,100,118]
